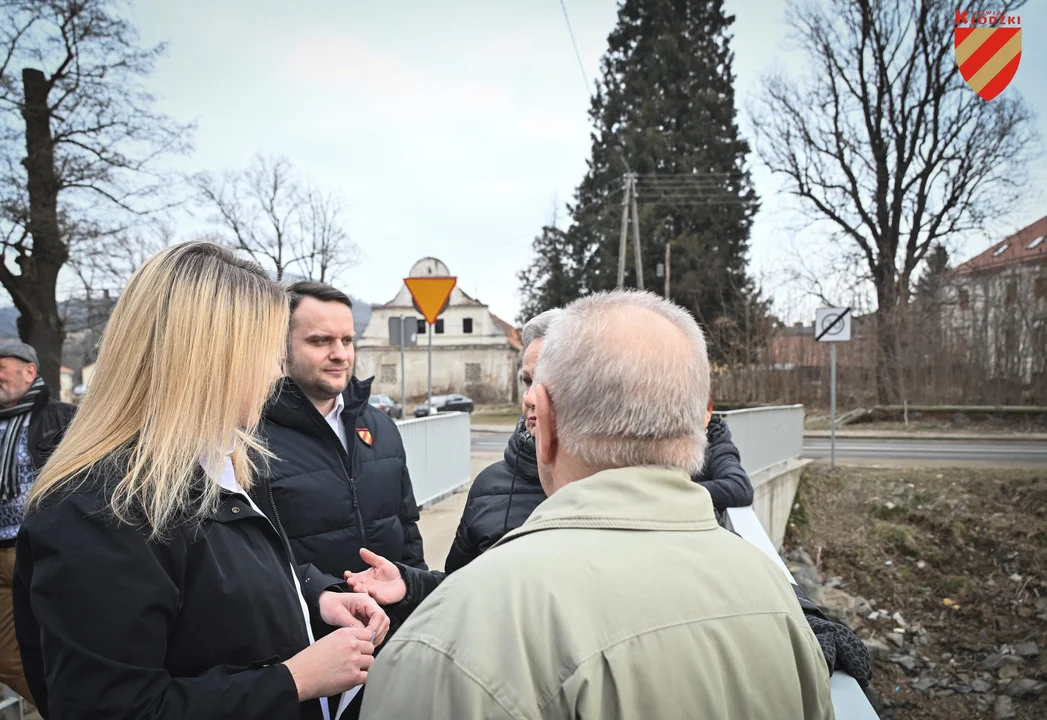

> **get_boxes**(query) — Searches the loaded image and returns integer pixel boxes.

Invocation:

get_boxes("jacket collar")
[264,376,373,430]
[494,466,719,548]
[503,417,539,485]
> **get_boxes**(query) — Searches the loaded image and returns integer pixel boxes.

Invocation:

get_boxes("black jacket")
[444,419,544,573]
[27,385,76,470]
[442,415,755,575]
[13,463,342,720]
[260,377,426,579]
[693,415,754,510]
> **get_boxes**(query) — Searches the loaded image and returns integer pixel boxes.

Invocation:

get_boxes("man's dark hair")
[288,281,353,314]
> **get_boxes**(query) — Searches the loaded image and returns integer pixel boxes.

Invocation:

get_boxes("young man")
[0,340,75,709]
[258,282,427,717]
[260,282,427,577]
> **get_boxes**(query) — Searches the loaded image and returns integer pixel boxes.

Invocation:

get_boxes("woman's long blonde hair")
[29,242,289,538]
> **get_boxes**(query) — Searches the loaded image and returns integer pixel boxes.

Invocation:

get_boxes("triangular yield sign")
[404,276,457,325]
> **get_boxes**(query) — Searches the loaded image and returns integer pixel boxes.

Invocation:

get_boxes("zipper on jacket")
[263,480,298,571]
[340,403,370,548]
[306,399,371,549]
[224,482,307,641]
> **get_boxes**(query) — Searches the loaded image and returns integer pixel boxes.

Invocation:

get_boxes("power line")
[558,0,591,96]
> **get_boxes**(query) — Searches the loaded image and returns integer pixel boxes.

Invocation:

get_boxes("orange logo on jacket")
[356,428,373,446]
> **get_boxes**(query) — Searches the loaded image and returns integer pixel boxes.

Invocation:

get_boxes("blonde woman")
[13,243,389,720]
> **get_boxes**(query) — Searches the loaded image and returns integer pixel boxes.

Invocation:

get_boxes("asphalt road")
[471,431,1047,466]
[802,437,1047,465]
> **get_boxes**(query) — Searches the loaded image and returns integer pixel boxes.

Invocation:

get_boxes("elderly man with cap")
[0,340,75,707]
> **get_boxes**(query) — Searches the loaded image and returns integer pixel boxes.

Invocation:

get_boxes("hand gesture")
[283,627,375,701]
[344,548,407,605]
[318,591,391,645]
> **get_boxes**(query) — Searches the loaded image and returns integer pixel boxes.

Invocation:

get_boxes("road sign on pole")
[815,307,852,342]
[388,316,418,347]
[815,307,853,468]
[404,277,457,412]
[404,277,457,325]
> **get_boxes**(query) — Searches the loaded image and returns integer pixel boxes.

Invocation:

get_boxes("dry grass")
[788,463,1047,719]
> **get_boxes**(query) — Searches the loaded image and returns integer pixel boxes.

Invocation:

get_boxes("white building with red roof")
[945,215,1047,386]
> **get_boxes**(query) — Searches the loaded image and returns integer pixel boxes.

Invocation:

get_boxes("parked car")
[413,393,474,417]
[369,393,403,419]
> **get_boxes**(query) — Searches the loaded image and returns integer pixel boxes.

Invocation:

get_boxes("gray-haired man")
[359,290,834,719]
[0,341,75,706]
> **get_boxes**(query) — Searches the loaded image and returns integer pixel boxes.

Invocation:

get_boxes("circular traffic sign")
[820,312,847,337]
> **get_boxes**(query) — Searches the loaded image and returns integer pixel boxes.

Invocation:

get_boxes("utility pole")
[616,172,647,290]
[399,315,407,413]
[617,173,631,287]
[664,242,671,297]
[630,175,643,290]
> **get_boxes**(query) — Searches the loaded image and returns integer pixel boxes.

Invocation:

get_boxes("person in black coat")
[445,411,754,573]
[259,281,427,720]
[445,310,754,573]
[259,282,427,580]
[13,243,388,720]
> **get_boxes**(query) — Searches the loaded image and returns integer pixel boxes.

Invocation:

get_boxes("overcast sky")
[128,0,1047,325]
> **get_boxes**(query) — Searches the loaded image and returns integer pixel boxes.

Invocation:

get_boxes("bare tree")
[196,155,306,281]
[195,155,358,284]
[60,222,173,372]
[300,186,358,285]
[65,220,173,311]
[750,0,1040,403]
[0,0,191,389]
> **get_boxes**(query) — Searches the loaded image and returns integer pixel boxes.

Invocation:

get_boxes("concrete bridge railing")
[720,405,879,719]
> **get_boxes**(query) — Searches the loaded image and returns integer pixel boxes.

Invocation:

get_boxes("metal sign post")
[403,276,457,416]
[399,316,407,410]
[815,307,853,469]
[830,343,837,467]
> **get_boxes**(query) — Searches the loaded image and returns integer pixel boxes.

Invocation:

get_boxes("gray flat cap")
[0,339,38,365]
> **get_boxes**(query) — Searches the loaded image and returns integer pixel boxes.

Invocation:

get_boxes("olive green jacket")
[361,466,834,720]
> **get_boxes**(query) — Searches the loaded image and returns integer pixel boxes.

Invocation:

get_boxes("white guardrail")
[720,406,879,720]
[396,411,472,507]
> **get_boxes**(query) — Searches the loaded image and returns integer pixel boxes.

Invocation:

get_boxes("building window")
[417,319,426,335]
[1005,281,1017,306]
[465,363,482,383]
[959,289,970,310]
[435,319,445,334]
[463,318,473,334]
[380,364,397,383]
[1036,276,1047,300]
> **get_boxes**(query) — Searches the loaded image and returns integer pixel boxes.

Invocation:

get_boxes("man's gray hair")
[521,308,562,352]
[534,289,710,475]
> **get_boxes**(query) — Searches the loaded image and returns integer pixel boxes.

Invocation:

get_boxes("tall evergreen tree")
[518,0,761,361]
[517,225,575,324]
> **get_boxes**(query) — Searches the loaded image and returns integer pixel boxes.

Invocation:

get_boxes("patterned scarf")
[0,377,45,503]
